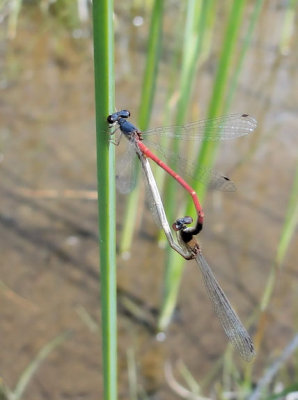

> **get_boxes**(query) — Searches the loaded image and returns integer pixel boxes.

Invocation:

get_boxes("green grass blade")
[138,0,164,130]
[276,162,298,266]
[7,0,22,39]
[176,0,214,125]
[263,382,298,400]
[195,0,246,203]
[127,348,138,400]
[92,1,117,399]
[162,0,213,222]
[119,0,164,256]
[224,0,264,113]
[159,1,247,330]
[156,1,215,247]
[260,162,298,312]
[279,0,297,54]
[119,184,141,258]
[158,0,214,330]
[10,331,72,400]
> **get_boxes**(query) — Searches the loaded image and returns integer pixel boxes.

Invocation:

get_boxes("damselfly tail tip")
[242,347,256,363]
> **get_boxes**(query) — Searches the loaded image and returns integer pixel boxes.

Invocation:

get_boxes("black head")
[172,216,193,231]
[107,110,131,124]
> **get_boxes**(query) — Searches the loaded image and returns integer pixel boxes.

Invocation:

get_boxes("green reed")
[279,0,297,54]
[92,1,117,399]
[159,0,252,330]
[255,162,298,350]
[224,0,264,113]
[158,0,215,329]
[162,0,214,217]
[7,0,22,39]
[119,0,164,257]
[154,1,215,248]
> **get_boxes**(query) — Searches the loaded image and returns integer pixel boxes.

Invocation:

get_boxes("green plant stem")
[119,0,164,256]
[224,0,264,113]
[195,0,246,203]
[156,0,215,247]
[7,0,22,39]
[159,0,247,331]
[162,0,207,226]
[138,0,164,129]
[279,0,297,54]
[260,162,298,312]
[92,1,117,399]
[158,0,213,330]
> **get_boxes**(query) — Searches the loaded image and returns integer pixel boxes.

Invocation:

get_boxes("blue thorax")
[118,118,138,136]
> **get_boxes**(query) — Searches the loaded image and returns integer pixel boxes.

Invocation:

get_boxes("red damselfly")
[107,110,257,233]
[131,146,197,258]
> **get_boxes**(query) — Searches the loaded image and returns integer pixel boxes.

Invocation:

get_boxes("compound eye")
[120,110,130,118]
[172,216,193,231]
[172,222,181,231]
[107,115,115,123]
[182,216,193,225]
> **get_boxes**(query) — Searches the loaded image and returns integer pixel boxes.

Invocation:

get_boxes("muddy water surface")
[0,3,297,399]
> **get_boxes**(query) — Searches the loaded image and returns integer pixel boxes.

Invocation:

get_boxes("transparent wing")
[115,141,139,194]
[195,252,255,361]
[144,114,257,140]
[143,140,236,191]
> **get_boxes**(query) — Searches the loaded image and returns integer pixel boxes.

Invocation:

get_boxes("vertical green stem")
[119,0,164,256]
[159,0,215,330]
[260,162,298,311]
[92,1,117,399]
[224,0,264,112]
[159,0,247,330]
[195,0,246,203]
[279,0,297,54]
[8,0,23,38]
[138,0,164,129]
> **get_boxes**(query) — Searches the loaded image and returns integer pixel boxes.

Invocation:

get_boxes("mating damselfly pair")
[107,110,257,362]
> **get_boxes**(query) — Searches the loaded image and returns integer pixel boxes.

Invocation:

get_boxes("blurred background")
[0,0,297,399]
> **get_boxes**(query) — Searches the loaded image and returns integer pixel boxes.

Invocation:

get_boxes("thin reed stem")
[92,1,117,399]
[119,0,164,256]
[158,0,212,330]
[159,0,247,330]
